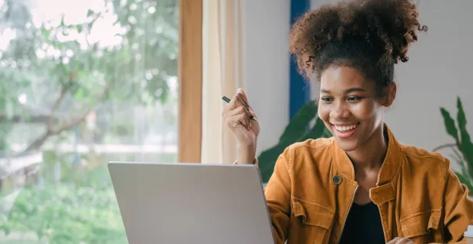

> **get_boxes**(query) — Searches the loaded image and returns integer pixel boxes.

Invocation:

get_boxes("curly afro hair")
[289,0,427,96]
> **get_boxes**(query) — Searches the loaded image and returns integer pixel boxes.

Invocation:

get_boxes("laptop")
[108,162,274,244]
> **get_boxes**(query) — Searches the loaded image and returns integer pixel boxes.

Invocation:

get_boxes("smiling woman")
[222,0,473,243]
[318,65,393,161]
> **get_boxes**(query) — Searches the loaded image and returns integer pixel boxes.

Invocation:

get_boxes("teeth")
[334,124,357,132]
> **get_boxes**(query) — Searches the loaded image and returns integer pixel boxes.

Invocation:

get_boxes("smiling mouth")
[331,123,359,138]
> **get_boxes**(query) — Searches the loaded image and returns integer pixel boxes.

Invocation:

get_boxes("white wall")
[243,0,473,156]
[241,0,290,155]
[388,0,473,151]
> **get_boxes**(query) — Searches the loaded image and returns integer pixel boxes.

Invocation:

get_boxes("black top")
[339,202,385,244]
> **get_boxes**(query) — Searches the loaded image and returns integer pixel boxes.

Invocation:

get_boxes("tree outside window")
[0,0,178,242]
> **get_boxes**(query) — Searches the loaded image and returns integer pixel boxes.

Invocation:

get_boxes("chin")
[334,137,360,152]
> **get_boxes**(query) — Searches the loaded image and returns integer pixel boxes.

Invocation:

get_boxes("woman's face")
[317,65,393,152]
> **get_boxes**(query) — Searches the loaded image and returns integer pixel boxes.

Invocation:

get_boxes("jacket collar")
[330,124,403,186]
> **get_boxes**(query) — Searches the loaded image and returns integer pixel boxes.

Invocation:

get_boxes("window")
[0,0,178,242]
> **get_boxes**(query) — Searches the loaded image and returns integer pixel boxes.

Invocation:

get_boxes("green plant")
[437,97,473,192]
[0,0,178,156]
[258,100,331,182]
[0,161,127,243]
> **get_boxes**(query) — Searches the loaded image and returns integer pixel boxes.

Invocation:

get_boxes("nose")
[330,101,350,120]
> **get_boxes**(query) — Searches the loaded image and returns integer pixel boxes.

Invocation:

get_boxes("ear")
[381,82,396,106]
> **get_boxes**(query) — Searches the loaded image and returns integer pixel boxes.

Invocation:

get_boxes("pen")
[222,96,231,103]
[222,96,255,120]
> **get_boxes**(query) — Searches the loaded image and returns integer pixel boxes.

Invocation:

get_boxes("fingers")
[247,105,257,120]
[399,238,413,244]
[225,88,249,109]
[223,88,255,121]
[225,106,246,119]
[224,107,251,129]
[237,88,250,107]
[386,237,413,244]
[223,106,246,130]
[386,237,399,244]
[225,92,239,110]
[221,89,260,148]
[235,89,256,120]
[236,90,254,119]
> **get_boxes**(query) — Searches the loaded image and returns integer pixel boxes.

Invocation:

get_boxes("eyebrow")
[320,87,367,94]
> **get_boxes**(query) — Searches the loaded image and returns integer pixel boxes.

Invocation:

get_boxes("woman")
[223,0,473,243]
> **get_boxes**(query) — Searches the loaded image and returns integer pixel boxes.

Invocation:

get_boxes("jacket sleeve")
[264,153,292,244]
[443,166,473,242]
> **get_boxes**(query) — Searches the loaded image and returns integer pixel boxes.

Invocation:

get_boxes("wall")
[241,0,290,154]
[387,0,473,152]
[242,0,473,157]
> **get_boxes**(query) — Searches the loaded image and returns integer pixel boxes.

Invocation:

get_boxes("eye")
[347,96,363,103]
[320,96,333,104]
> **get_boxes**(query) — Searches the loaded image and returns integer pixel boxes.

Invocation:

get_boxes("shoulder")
[400,144,450,175]
[281,137,334,168]
[284,137,333,156]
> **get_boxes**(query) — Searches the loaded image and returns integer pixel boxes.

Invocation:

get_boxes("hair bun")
[289,0,427,77]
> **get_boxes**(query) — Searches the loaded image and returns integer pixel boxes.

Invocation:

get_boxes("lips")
[331,123,359,139]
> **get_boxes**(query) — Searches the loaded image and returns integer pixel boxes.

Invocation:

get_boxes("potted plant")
[436,97,473,192]
[437,97,473,242]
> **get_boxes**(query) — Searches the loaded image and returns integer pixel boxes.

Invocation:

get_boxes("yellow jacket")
[265,127,473,244]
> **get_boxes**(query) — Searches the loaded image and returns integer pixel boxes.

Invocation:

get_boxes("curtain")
[201,0,243,164]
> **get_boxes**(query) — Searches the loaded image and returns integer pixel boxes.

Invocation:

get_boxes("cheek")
[317,105,330,122]
[351,102,379,120]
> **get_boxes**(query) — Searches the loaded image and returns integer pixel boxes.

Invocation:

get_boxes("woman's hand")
[222,88,260,164]
[386,237,413,244]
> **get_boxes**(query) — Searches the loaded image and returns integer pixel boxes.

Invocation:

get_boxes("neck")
[346,125,388,172]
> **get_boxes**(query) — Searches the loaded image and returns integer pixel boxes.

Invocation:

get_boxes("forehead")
[319,65,373,92]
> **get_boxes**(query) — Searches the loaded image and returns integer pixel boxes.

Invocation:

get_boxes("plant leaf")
[456,97,473,180]
[457,97,466,133]
[440,107,459,143]
[258,100,321,182]
[455,171,473,193]
[258,144,287,183]
[451,148,468,178]
[278,100,316,146]
[300,117,327,141]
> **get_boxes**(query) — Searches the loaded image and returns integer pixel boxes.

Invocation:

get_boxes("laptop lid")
[108,162,274,244]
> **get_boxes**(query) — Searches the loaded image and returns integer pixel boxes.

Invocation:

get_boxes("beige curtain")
[201,0,243,164]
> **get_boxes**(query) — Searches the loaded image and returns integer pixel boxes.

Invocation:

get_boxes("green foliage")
[0,123,11,153]
[258,100,331,182]
[1,183,126,243]
[0,0,178,155]
[439,97,473,192]
[0,154,127,243]
[0,0,178,241]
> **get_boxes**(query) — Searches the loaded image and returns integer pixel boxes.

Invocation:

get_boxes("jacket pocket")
[290,198,334,244]
[399,210,441,241]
